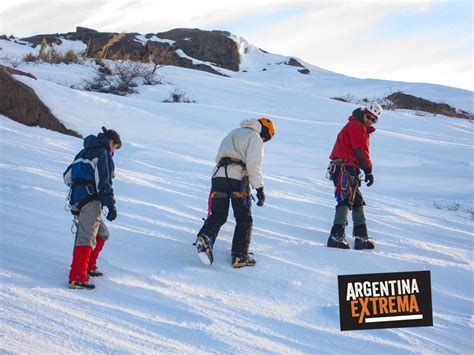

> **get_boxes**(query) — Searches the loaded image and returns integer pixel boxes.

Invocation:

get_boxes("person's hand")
[365,173,374,187]
[256,187,266,207]
[106,206,117,221]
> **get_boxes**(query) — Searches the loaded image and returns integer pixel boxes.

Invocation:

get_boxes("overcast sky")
[1,0,472,90]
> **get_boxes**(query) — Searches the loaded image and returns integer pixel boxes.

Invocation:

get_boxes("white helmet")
[364,103,383,122]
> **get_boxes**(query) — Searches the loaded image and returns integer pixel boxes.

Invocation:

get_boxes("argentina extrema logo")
[338,271,433,331]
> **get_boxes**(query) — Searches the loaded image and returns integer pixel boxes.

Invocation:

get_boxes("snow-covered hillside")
[1,34,472,114]
[1,51,474,352]
[230,35,473,113]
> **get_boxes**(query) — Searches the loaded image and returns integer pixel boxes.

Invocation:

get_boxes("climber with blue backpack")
[63,127,121,289]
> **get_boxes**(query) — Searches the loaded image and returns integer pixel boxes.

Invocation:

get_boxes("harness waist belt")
[218,157,246,168]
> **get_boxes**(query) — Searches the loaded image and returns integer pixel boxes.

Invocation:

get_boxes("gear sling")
[327,158,364,209]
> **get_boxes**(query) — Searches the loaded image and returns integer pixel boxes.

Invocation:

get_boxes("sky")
[0,0,472,91]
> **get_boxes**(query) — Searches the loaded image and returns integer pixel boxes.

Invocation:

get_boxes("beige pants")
[74,200,110,248]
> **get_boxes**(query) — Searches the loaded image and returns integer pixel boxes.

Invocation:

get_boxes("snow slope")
[1,60,474,353]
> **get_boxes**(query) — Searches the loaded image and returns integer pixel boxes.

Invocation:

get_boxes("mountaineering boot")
[232,254,256,268]
[327,224,351,249]
[69,280,95,290]
[87,269,104,277]
[353,224,375,250]
[354,237,375,250]
[195,233,214,265]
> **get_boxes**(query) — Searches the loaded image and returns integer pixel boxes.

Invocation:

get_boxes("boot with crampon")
[327,224,351,249]
[354,224,375,250]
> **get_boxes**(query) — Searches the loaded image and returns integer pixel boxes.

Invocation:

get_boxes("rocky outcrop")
[157,28,240,71]
[2,66,36,79]
[19,27,239,76]
[385,92,472,120]
[285,58,310,74]
[0,65,80,137]
[145,41,222,76]
[286,58,303,67]
[21,34,63,47]
[298,68,310,75]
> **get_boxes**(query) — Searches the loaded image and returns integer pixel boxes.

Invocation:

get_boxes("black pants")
[198,177,253,256]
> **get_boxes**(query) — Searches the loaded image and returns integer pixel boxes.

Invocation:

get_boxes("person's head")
[102,126,122,153]
[361,103,383,128]
[258,118,275,142]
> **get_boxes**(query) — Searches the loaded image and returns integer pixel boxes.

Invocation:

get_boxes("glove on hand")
[106,206,117,221]
[256,187,266,207]
[365,173,374,187]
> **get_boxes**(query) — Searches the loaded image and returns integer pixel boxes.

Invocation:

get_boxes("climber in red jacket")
[327,103,383,250]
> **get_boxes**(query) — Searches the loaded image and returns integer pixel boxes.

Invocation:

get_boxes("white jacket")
[212,119,264,189]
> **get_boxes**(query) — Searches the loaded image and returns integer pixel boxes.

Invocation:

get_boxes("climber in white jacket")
[196,118,276,268]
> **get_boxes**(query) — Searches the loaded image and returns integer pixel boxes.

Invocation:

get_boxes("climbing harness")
[327,159,361,206]
[211,157,254,207]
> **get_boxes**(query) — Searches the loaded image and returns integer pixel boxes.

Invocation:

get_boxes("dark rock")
[106,33,148,60]
[65,31,117,58]
[0,65,80,137]
[4,66,37,79]
[287,58,310,74]
[287,58,303,67]
[76,26,97,34]
[385,92,472,119]
[21,34,62,47]
[157,28,240,71]
[146,40,225,76]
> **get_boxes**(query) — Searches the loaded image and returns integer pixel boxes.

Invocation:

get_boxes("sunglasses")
[365,114,377,123]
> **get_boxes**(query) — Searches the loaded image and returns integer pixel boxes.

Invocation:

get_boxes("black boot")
[353,224,375,250]
[231,253,256,268]
[327,224,351,249]
[68,281,95,290]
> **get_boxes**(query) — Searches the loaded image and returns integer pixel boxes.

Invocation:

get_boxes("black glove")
[106,206,117,221]
[365,173,374,187]
[256,187,265,207]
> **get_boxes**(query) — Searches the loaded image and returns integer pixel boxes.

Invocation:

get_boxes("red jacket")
[329,115,375,169]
